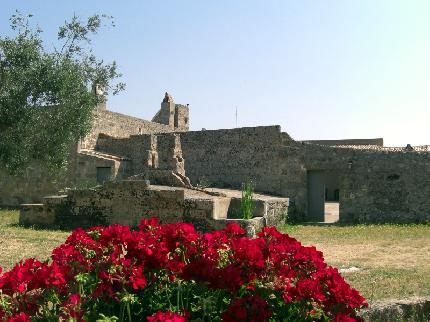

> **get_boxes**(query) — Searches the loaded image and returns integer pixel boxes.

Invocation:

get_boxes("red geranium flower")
[147,311,187,322]
[6,312,30,322]
[0,219,367,320]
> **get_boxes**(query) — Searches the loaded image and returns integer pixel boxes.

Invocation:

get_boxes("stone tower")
[174,104,189,131]
[152,92,189,131]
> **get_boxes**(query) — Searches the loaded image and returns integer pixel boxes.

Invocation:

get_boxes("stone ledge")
[361,297,430,322]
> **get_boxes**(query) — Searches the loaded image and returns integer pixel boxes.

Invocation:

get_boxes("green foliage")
[140,277,231,321]
[0,11,124,174]
[240,181,254,219]
[96,314,119,322]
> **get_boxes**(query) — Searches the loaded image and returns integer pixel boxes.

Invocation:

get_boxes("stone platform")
[19,181,289,236]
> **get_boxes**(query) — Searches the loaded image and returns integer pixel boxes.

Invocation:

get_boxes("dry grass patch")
[0,209,69,270]
[281,224,430,302]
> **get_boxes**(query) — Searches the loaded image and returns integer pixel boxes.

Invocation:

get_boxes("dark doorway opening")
[307,170,340,223]
[96,167,112,184]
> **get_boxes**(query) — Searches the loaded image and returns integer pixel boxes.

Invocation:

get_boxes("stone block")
[19,204,55,226]
[212,198,230,219]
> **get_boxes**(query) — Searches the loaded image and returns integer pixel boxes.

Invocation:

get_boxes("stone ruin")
[128,133,192,188]
[19,128,289,235]
[0,92,429,229]
[17,93,289,235]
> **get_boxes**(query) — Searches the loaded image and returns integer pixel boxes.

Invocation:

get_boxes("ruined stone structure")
[1,92,429,226]
[151,92,189,131]
[20,183,289,236]
[81,91,189,150]
[127,133,192,187]
[0,92,189,205]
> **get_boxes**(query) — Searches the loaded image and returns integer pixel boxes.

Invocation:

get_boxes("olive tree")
[0,12,124,174]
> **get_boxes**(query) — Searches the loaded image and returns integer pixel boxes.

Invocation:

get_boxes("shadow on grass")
[0,206,21,210]
[7,222,71,232]
[0,208,70,232]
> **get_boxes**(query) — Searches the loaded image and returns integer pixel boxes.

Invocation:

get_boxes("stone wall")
[91,126,293,213]
[74,151,132,183]
[0,144,80,206]
[278,142,430,223]
[94,133,137,158]
[45,181,185,228]
[81,109,176,150]
[3,97,429,225]
[0,146,134,206]
[270,141,352,219]
[76,117,430,226]
[180,126,285,194]
[0,166,65,206]
[341,149,430,223]
[0,103,180,206]
[95,133,190,186]
[303,138,384,146]
[20,181,289,236]
[85,125,290,226]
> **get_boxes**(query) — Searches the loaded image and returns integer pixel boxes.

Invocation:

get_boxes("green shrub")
[240,182,254,219]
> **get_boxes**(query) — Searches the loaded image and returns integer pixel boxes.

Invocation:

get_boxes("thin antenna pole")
[235,106,238,127]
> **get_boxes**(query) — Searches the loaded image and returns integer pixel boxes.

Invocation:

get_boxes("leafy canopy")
[0,12,124,174]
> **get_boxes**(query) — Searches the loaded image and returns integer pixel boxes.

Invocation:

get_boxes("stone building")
[1,93,429,224]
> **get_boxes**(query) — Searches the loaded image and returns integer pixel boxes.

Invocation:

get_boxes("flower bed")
[0,218,367,321]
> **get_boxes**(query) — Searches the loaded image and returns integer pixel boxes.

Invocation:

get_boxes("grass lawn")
[0,209,69,270]
[281,224,430,303]
[0,209,428,303]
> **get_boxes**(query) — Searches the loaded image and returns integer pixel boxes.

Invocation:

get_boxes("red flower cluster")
[222,295,272,322]
[0,219,367,321]
[147,311,186,322]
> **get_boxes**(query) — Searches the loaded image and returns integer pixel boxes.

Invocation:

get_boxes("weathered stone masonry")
[0,93,189,206]
[2,92,429,225]
[20,182,289,236]
[279,141,430,223]
[81,120,430,224]
[82,92,189,150]
[178,128,430,223]
[181,126,287,195]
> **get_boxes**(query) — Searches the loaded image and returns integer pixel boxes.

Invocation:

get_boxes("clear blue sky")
[1,1,429,146]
